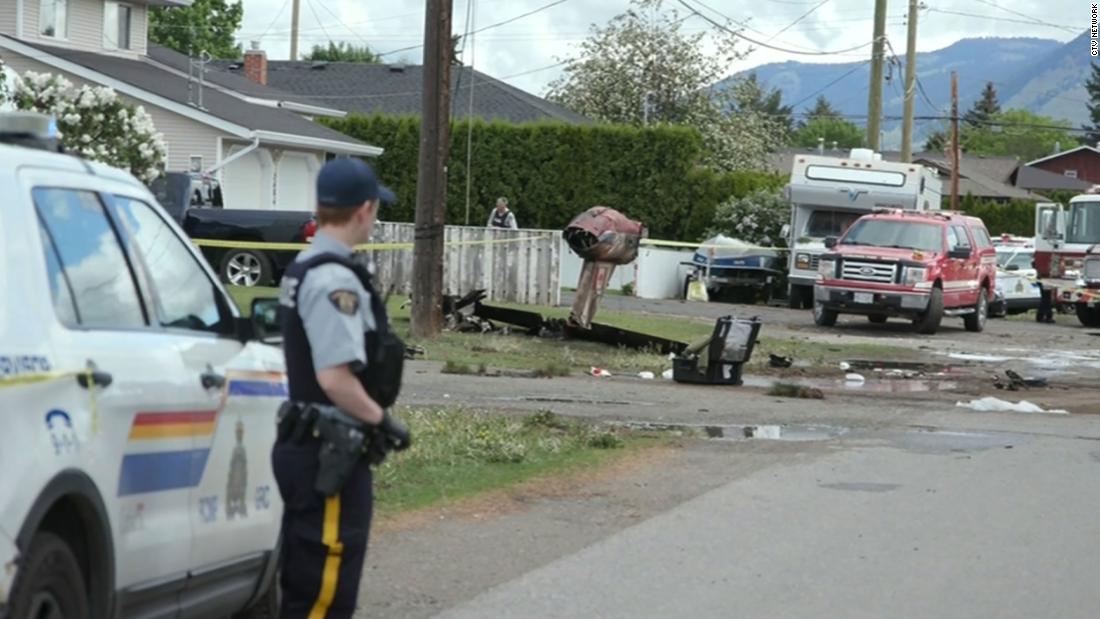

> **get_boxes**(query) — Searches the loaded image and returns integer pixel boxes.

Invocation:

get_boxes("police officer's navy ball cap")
[316,157,395,208]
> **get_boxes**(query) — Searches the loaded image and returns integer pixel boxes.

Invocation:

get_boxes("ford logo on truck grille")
[859,267,875,276]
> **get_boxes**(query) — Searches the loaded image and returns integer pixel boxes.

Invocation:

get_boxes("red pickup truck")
[813,210,997,334]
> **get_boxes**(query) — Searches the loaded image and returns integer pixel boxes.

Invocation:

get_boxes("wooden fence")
[362,223,562,306]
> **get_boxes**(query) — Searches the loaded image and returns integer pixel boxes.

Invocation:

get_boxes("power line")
[971,0,1080,34]
[379,0,571,58]
[309,0,379,51]
[677,0,875,56]
[925,8,1078,31]
[766,0,830,42]
[787,60,871,110]
[303,0,334,47]
[256,0,293,41]
[499,60,570,80]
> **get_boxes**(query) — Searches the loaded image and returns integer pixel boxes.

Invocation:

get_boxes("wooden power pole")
[900,0,919,162]
[290,0,301,60]
[950,71,960,211]
[866,0,888,151]
[411,0,453,338]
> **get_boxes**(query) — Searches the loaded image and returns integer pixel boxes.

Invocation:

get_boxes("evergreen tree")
[1082,62,1100,146]
[805,95,840,121]
[303,42,380,63]
[923,130,948,153]
[963,82,1000,128]
[731,73,794,136]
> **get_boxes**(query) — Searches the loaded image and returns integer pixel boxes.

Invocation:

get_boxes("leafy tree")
[150,0,244,59]
[962,108,1074,161]
[1082,62,1100,146]
[708,189,789,247]
[805,95,840,121]
[792,116,864,150]
[303,42,380,63]
[547,0,784,171]
[8,71,166,181]
[963,82,1000,128]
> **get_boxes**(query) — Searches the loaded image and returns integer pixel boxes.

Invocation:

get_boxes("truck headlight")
[902,267,928,285]
[796,253,811,269]
[818,258,836,278]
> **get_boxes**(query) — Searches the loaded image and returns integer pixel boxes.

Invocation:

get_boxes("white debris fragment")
[661,369,674,380]
[844,373,865,383]
[947,352,1012,363]
[638,371,655,380]
[839,361,851,371]
[955,397,1068,414]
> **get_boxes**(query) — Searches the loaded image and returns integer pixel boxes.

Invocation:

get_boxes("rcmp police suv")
[0,113,283,618]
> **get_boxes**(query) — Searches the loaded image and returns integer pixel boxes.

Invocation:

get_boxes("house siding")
[1032,151,1100,186]
[21,0,146,58]
[0,2,17,37]
[2,49,221,173]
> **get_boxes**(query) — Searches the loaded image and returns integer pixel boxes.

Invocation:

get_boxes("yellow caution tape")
[191,235,552,252]
[640,238,790,253]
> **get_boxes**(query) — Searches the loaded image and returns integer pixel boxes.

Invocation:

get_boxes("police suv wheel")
[7,532,91,619]
[221,249,273,287]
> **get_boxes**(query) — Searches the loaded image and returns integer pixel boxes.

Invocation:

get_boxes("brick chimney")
[243,42,267,86]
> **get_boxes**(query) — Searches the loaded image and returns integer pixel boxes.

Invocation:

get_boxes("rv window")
[805,165,906,187]
[806,210,861,238]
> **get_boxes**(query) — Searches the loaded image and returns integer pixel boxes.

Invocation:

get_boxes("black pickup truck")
[150,172,315,287]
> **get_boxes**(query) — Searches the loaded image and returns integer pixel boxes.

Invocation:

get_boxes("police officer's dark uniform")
[273,158,409,619]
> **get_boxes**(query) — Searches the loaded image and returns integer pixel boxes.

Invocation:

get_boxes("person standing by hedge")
[487,197,518,229]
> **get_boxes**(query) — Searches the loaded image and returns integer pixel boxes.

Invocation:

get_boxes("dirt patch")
[374,442,682,534]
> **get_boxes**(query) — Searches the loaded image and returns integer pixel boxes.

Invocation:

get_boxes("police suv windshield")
[996,251,1033,270]
[840,219,944,253]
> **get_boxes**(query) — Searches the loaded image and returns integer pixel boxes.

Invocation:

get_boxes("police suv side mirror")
[948,247,972,260]
[824,237,838,249]
[1006,264,1020,272]
[250,298,281,342]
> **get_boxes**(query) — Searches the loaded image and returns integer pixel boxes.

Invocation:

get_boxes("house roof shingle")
[207,60,590,125]
[12,39,372,152]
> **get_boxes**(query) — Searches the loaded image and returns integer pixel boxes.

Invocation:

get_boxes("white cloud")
[236,0,1084,96]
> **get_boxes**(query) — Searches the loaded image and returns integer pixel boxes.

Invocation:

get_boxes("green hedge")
[322,115,783,241]
[957,195,1036,237]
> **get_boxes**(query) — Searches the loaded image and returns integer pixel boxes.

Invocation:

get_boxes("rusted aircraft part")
[569,260,617,329]
[563,206,646,264]
[443,289,487,316]
[472,302,687,354]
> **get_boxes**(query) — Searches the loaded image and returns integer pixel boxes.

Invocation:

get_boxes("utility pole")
[950,71,960,211]
[411,0,453,338]
[900,0,919,162]
[290,0,301,60]
[866,0,888,151]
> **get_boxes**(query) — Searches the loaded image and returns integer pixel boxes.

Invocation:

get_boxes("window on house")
[1065,169,1079,178]
[189,156,204,173]
[103,2,132,50]
[39,0,68,39]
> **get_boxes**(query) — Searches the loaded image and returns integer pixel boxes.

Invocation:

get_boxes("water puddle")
[716,424,850,442]
[742,374,959,394]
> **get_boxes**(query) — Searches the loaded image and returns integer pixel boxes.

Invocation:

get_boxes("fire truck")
[1034,189,1100,326]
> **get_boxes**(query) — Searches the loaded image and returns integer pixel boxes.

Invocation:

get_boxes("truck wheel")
[813,300,838,327]
[964,290,989,332]
[221,249,273,287]
[913,288,944,335]
[7,532,91,619]
[789,285,813,309]
[867,314,888,324]
[788,285,804,309]
[1076,304,1100,327]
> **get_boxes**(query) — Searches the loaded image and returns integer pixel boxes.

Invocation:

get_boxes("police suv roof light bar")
[0,112,63,153]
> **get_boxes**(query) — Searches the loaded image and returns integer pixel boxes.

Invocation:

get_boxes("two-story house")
[0,0,381,209]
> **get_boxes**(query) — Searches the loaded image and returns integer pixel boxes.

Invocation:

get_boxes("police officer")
[273,157,409,619]
[487,196,518,229]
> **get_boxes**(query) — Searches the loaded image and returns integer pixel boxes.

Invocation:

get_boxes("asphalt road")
[433,414,1100,619]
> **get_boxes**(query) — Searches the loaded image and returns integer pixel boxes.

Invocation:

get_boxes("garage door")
[276,152,319,210]
[221,146,271,210]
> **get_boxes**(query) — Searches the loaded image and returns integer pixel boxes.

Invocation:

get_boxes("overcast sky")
[236,0,1085,96]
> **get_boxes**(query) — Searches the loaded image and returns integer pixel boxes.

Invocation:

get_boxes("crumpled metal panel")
[563,206,646,264]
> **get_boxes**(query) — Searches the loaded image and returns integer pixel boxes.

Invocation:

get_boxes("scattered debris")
[993,370,1050,391]
[845,373,866,383]
[637,371,655,380]
[769,354,793,368]
[956,397,1068,414]
[838,361,851,371]
[767,383,825,399]
[590,367,611,378]
[404,345,426,360]
[672,316,762,386]
[661,368,674,380]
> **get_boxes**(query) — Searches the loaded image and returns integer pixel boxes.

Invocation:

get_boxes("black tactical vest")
[280,254,405,408]
[490,210,511,228]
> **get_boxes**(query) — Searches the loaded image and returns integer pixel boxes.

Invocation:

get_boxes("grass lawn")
[374,407,671,517]
[228,286,918,375]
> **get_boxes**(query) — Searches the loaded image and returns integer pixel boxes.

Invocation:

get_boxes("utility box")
[672,316,762,386]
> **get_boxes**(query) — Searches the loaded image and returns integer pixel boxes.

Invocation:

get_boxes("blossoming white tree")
[2,66,166,181]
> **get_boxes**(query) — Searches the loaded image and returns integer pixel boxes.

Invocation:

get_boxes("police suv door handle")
[76,369,113,389]
[200,367,226,390]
